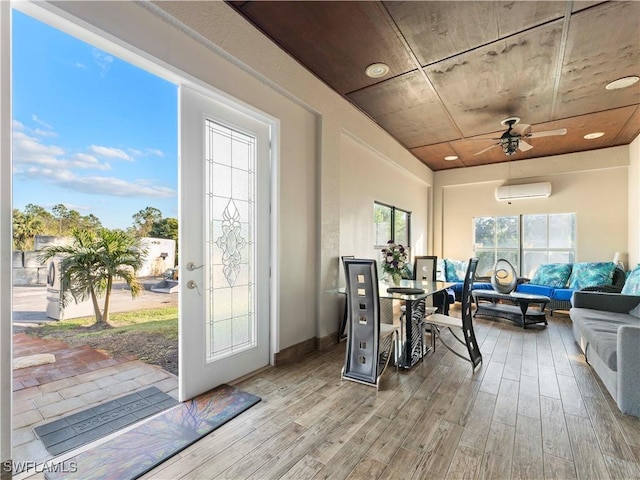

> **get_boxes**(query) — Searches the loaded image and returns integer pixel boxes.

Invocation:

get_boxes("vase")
[391,272,402,286]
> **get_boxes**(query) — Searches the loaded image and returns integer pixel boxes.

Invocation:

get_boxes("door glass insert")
[205,119,255,362]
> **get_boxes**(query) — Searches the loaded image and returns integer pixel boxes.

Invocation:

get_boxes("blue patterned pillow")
[445,259,468,282]
[530,263,572,288]
[436,259,446,282]
[568,262,616,290]
[621,265,640,295]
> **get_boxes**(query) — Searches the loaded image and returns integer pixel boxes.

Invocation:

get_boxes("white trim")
[9,0,281,391]
[0,0,11,464]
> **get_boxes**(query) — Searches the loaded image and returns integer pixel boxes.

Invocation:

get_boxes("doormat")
[35,386,179,456]
[44,384,261,480]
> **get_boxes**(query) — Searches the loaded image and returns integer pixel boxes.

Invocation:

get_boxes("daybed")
[517,262,626,314]
[441,259,624,314]
[570,284,640,417]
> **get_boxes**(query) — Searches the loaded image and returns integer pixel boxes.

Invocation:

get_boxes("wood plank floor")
[143,307,640,480]
[5,308,582,478]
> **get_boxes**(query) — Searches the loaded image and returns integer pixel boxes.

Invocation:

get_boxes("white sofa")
[570,291,640,417]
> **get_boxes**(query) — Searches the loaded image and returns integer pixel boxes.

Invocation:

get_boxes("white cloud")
[146,148,165,157]
[13,131,111,171]
[13,119,25,131]
[92,50,114,77]
[31,115,53,130]
[20,166,176,198]
[13,131,65,167]
[33,128,58,138]
[12,123,173,200]
[72,62,87,69]
[67,153,111,171]
[88,145,133,161]
[127,147,165,158]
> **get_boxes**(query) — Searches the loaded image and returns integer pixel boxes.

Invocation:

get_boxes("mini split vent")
[495,182,552,201]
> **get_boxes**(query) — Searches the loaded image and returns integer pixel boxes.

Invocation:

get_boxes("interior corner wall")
[629,135,640,268]
[434,146,630,265]
[339,133,430,262]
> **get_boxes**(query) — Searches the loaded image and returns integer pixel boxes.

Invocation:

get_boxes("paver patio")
[12,332,178,468]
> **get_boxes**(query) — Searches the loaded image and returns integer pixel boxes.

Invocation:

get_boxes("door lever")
[187,280,201,296]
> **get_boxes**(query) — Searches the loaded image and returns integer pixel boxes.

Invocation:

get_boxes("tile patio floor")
[12,332,179,468]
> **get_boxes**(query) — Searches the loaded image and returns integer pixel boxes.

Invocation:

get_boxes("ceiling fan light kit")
[474,117,567,157]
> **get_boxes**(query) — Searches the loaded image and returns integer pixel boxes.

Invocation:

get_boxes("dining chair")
[338,255,355,340]
[341,258,399,389]
[424,258,483,372]
[399,256,441,354]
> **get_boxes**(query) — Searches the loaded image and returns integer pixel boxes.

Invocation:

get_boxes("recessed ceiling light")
[444,155,458,161]
[365,63,390,78]
[605,76,639,90]
[584,132,605,140]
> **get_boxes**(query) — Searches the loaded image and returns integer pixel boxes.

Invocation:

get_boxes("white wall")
[340,133,430,261]
[434,146,630,266]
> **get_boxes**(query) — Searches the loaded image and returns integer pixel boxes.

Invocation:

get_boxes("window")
[522,213,576,277]
[374,202,410,247]
[473,213,576,277]
[473,216,519,275]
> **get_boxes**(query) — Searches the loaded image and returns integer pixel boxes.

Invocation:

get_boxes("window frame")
[373,201,411,248]
[473,213,577,277]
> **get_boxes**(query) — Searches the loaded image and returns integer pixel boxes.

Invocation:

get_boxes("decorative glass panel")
[204,120,255,362]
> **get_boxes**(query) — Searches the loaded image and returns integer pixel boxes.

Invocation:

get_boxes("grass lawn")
[25,306,179,375]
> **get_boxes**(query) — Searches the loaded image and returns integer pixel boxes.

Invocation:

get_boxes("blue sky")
[12,10,177,230]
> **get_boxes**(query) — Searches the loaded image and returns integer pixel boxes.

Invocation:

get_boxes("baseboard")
[274,332,339,366]
[274,337,316,366]
[317,332,339,351]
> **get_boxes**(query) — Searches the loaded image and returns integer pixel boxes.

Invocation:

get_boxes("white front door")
[179,86,271,401]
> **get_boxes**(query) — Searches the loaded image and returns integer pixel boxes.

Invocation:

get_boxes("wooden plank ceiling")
[228,1,640,171]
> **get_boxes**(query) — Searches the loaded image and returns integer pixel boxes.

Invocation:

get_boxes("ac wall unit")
[495,182,551,201]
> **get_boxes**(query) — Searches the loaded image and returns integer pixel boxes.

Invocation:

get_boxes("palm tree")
[38,228,147,325]
[13,210,44,250]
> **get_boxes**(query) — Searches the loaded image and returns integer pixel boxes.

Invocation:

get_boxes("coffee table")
[472,290,549,328]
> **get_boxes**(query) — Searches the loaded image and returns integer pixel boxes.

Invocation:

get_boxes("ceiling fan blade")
[474,143,499,155]
[518,140,533,151]
[526,128,567,138]
[512,123,531,135]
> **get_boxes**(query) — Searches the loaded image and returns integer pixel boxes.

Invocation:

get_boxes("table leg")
[519,300,529,328]
[401,300,413,368]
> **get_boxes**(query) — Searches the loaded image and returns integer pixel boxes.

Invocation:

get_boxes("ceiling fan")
[474,117,568,156]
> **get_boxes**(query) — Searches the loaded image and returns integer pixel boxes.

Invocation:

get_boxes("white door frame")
[1,0,13,466]
[2,1,281,456]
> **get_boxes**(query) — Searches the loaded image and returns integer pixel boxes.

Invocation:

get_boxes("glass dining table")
[336,279,452,369]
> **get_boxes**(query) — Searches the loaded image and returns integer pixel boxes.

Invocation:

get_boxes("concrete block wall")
[12,251,48,286]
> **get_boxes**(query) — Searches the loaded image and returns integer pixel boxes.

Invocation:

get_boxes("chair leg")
[426,324,482,372]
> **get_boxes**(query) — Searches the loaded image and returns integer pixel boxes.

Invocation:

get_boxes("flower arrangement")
[381,241,410,285]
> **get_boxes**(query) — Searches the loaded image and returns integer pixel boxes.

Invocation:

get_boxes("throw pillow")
[621,265,640,295]
[629,303,640,318]
[530,263,572,288]
[436,259,446,282]
[568,262,616,290]
[445,259,468,282]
